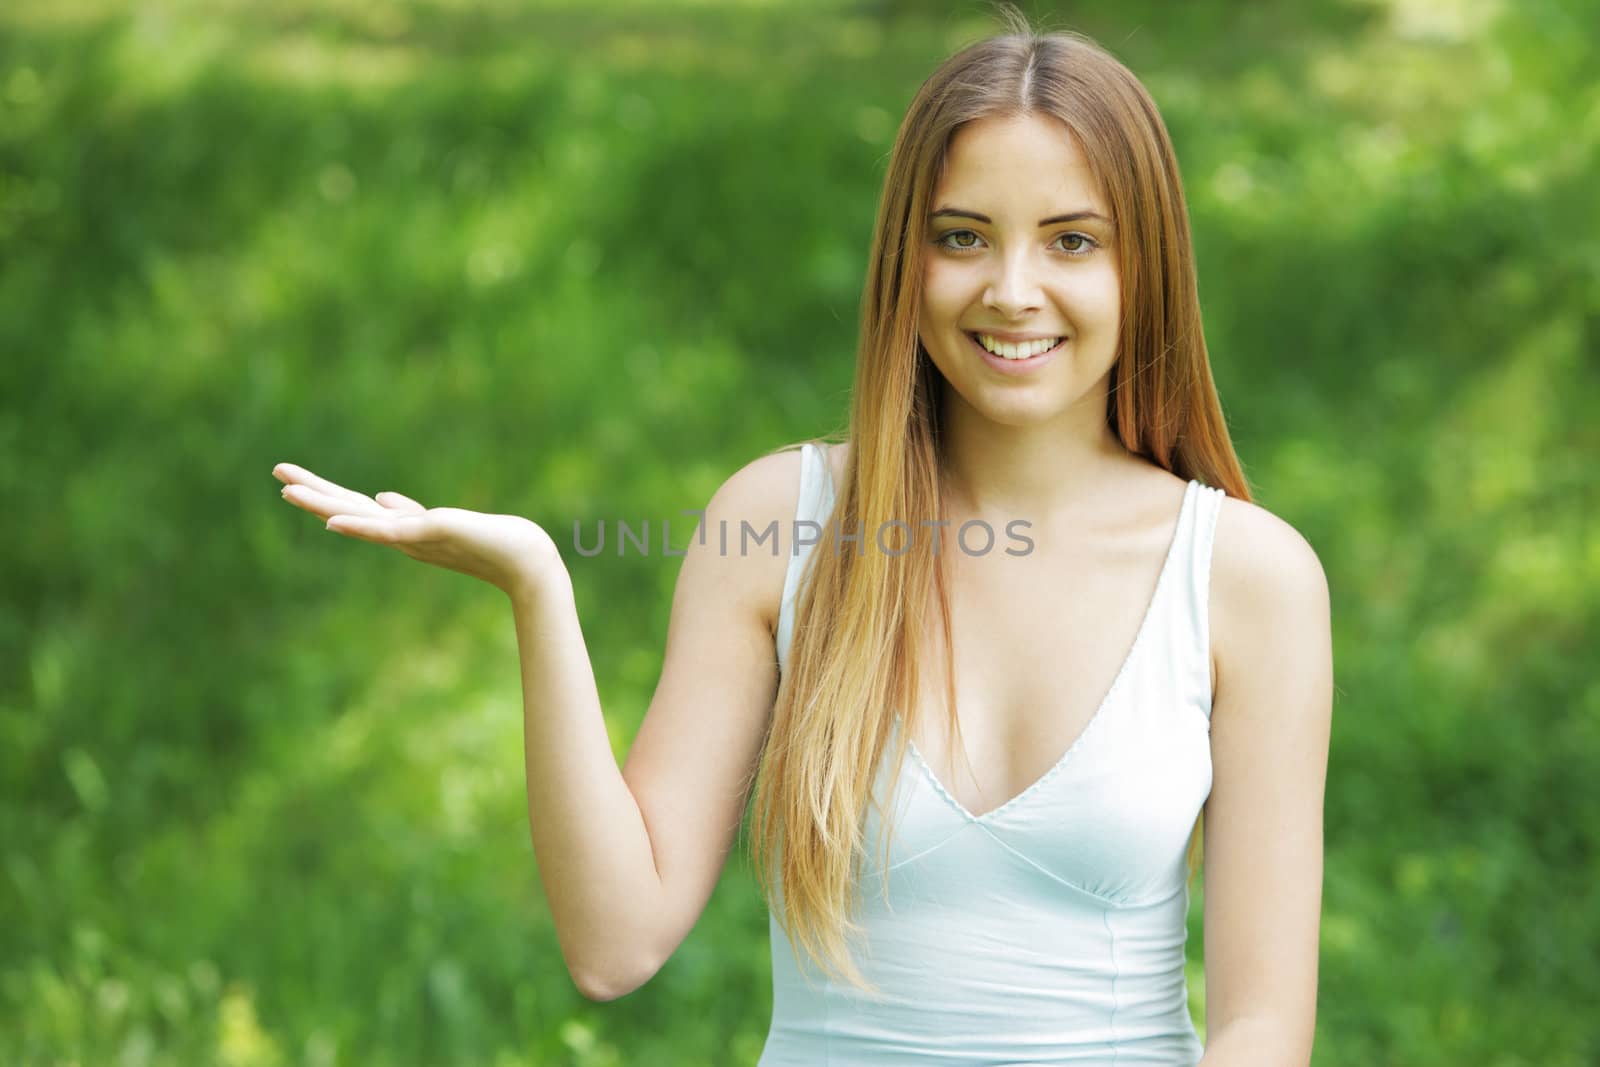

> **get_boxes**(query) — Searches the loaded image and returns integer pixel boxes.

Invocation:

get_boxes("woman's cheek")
[1084,267,1121,328]
[920,267,966,331]
[921,260,955,305]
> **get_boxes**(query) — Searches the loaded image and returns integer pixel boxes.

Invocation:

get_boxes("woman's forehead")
[932,114,1112,221]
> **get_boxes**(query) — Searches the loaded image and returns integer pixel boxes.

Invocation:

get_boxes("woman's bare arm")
[274,451,798,1000]
[1198,497,1333,1066]
[506,450,796,998]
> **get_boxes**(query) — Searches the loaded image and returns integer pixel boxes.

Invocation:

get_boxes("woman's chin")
[960,391,1072,427]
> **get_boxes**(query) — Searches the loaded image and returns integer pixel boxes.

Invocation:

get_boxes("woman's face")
[918,113,1121,429]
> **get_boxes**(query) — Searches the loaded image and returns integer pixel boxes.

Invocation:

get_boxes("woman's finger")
[375,490,426,513]
[273,463,375,508]
[282,483,385,520]
[325,512,428,543]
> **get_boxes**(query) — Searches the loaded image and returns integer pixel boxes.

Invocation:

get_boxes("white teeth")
[975,333,1063,360]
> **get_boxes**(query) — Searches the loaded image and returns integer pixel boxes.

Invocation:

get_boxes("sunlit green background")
[3,0,1597,1063]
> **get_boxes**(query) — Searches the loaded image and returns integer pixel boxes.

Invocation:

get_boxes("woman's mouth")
[967,331,1065,374]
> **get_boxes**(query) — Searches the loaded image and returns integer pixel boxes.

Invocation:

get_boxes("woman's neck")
[936,390,1136,521]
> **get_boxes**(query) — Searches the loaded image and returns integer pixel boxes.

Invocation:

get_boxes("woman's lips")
[966,332,1064,375]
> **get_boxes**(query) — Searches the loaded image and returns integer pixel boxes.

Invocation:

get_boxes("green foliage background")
[2,0,1596,1063]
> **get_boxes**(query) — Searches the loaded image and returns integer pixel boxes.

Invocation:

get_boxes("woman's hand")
[273,462,563,598]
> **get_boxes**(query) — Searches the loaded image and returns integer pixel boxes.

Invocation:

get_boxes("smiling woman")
[741,13,1331,1067]
[274,7,1331,1066]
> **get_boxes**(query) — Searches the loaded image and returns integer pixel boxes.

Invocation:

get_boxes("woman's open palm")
[273,462,560,596]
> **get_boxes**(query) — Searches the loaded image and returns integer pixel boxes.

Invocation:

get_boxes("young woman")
[275,18,1331,1067]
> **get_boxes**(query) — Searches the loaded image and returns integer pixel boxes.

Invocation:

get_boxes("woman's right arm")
[275,451,799,1001]
[517,449,798,999]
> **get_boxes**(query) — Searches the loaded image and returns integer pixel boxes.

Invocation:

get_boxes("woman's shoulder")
[1209,491,1330,670]
[736,438,849,498]
[703,440,843,636]
[1212,493,1326,600]
[714,444,803,504]
[718,439,844,509]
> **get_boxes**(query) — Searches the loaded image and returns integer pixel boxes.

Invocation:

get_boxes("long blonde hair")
[748,15,1251,996]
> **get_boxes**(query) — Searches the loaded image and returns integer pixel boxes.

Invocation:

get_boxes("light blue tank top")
[760,442,1224,1066]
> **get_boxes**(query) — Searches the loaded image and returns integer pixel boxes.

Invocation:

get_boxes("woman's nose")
[982,251,1044,318]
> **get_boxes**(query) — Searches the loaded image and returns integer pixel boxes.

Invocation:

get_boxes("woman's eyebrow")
[929,206,1114,227]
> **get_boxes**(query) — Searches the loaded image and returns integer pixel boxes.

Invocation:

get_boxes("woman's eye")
[1055,233,1097,255]
[938,229,982,250]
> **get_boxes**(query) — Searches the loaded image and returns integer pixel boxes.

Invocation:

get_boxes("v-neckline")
[902,479,1200,823]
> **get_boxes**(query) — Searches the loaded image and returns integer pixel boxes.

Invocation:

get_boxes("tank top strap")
[809,441,837,517]
[1161,478,1226,719]
[776,442,836,675]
